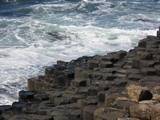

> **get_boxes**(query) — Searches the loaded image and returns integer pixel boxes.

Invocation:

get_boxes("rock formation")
[0,28,160,120]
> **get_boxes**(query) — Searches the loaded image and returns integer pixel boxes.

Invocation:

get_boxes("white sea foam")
[0,21,157,105]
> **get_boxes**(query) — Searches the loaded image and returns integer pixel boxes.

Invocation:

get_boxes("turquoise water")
[0,0,160,104]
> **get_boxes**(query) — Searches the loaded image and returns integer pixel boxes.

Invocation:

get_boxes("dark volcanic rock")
[12,102,28,112]
[1,28,160,120]
[83,105,97,120]
[157,27,160,38]
[19,90,34,102]
[0,105,11,114]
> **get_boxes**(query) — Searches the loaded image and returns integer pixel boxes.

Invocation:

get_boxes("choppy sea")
[0,0,160,105]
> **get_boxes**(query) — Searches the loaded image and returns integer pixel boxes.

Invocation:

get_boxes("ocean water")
[0,0,160,105]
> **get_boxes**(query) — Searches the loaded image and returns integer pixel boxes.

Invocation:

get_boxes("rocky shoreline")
[0,28,160,120]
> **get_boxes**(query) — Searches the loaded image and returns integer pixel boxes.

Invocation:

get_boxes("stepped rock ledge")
[1,28,160,120]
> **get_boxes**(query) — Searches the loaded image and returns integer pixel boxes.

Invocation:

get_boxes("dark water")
[0,0,159,105]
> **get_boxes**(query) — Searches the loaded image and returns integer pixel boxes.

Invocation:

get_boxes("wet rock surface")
[1,28,160,120]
